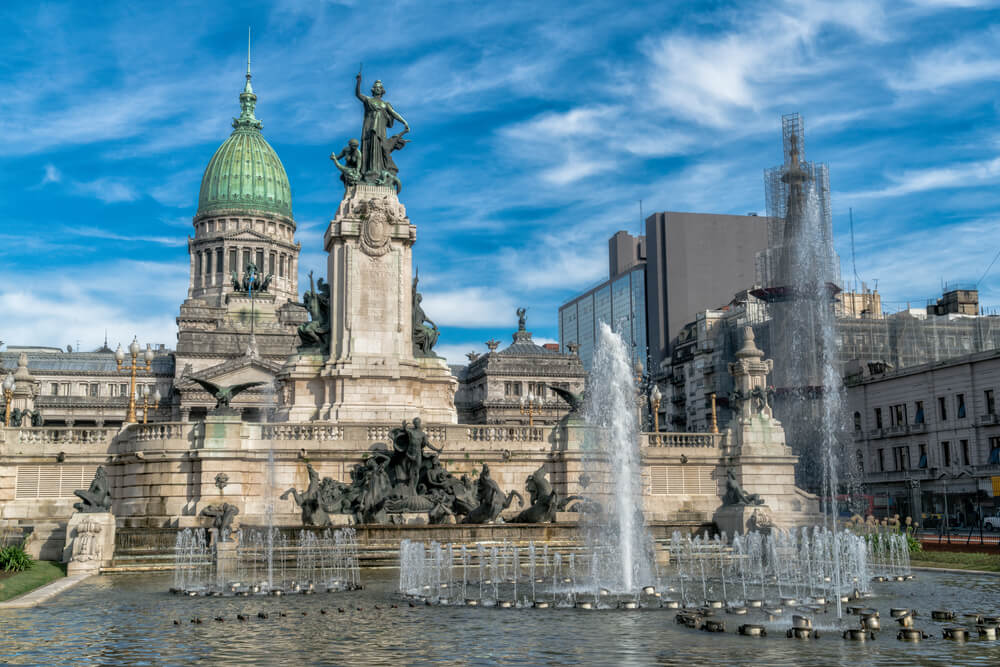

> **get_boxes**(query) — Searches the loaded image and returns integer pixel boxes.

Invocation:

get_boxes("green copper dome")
[197,70,292,218]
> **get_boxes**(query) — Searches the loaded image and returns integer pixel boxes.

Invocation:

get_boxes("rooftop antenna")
[247,26,251,79]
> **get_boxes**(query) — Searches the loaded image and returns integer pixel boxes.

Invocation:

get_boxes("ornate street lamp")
[649,384,662,433]
[116,337,154,423]
[2,373,14,427]
[520,391,543,427]
[141,385,162,424]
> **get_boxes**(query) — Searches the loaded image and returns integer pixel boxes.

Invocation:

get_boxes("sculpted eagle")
[190,378,265,409]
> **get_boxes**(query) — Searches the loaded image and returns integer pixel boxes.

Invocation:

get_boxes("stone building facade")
[454,316,587,425]
[172,65,307,421]
[846,349,1000,523]
[1,346,174,427]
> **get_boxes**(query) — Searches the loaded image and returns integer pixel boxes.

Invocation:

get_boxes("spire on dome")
[234,28,262,130]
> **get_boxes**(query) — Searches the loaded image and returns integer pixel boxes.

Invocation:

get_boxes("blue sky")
[2,0,1000,364]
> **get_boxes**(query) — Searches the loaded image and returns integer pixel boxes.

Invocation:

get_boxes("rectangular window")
[957,393,966,419]
[938,396,948,421]
[279,255,286,278]
[195,253,202,276]
[961,439,970,466]
[51,383,59,396]
[514,383,522,396]
[269,252,276,275]
[915,401,925,424]
[120,383,128,396]
[989,437,1000,465]
[256,250,264,270]
[874,407,883,429]
[893,446,910,471]
[229,249,237,273]
[216,249,223,273]
[205,251,212,276]
[892,404,906,426]
[90,384,98,397]
[941,441,951,467]
[61,383,69,396]
[504,382,511,397]
[877,449,884,472]
[242,249,251,271]
[918,444,927,469]
[986,390,996,415]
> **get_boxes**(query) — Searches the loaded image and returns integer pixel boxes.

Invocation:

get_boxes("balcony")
[670,373,685,386]
[978,413,1000,426]
[907,422,927,434]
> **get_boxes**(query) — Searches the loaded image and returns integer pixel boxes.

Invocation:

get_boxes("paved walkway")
[0,573,92,609]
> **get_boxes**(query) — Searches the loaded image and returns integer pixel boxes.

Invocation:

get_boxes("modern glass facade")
[559,266,646,370]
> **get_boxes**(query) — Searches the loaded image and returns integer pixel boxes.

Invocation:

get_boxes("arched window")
[853,411,862,431]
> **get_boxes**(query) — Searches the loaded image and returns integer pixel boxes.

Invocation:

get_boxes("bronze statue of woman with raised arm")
[355,69,410,182]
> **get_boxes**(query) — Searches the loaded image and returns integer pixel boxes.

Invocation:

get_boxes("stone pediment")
[222,229,275,243]
[176,356,282,391]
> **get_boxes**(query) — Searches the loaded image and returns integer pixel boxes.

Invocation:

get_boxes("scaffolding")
[757,113,838,291]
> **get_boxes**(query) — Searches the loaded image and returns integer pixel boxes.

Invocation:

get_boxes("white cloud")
[0,259,187,352]
[643,0,886,128]
[421,288,519,328]
[844,156,1000,199]
[889,30,1000,91]
[499,241,607,290]
[40,164,61,185]
[71,178,139,203]
[65,227,189,248]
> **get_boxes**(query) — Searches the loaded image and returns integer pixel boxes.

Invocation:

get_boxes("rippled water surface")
[2,569,999,666]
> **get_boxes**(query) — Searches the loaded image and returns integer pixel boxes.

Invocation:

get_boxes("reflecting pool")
[2,569,999,666]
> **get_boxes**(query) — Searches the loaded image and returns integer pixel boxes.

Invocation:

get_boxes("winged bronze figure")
[190,378,265,409]
[548,385,585,414]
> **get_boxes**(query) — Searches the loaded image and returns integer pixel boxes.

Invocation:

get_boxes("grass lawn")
[910,550,1000,573]
[0,561,67,602]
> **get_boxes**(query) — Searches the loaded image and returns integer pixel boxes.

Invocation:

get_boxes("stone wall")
[0,423,730,542]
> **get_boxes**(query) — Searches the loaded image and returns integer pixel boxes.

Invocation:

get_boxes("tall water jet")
[758,113,847,615]
[582,322,653,592]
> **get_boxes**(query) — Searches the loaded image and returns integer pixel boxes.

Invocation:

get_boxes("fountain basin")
[739,624,767,637]
[786,627,816,639]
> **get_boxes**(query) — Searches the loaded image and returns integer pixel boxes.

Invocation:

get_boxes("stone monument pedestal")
[203,410,243,448]
[63,512,116,575]
[714,503,773,536]
[275,182,457,424]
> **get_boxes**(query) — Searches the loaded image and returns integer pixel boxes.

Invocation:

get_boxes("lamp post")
[116,337,153,423]
[520,391,542,427]
[649,384,662,433]
[2,373,14,427]
[141,385,162,424]
[634,360,644,427]
[709,393,719,434]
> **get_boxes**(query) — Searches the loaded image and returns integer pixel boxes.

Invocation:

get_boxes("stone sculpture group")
[280,417,586,526]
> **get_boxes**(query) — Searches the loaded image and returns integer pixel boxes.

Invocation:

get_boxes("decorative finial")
[234,30,261,131]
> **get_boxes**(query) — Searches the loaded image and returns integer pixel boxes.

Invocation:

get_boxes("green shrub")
[0,542,33,573]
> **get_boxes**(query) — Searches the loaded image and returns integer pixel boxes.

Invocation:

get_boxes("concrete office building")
[644,212,770,370]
